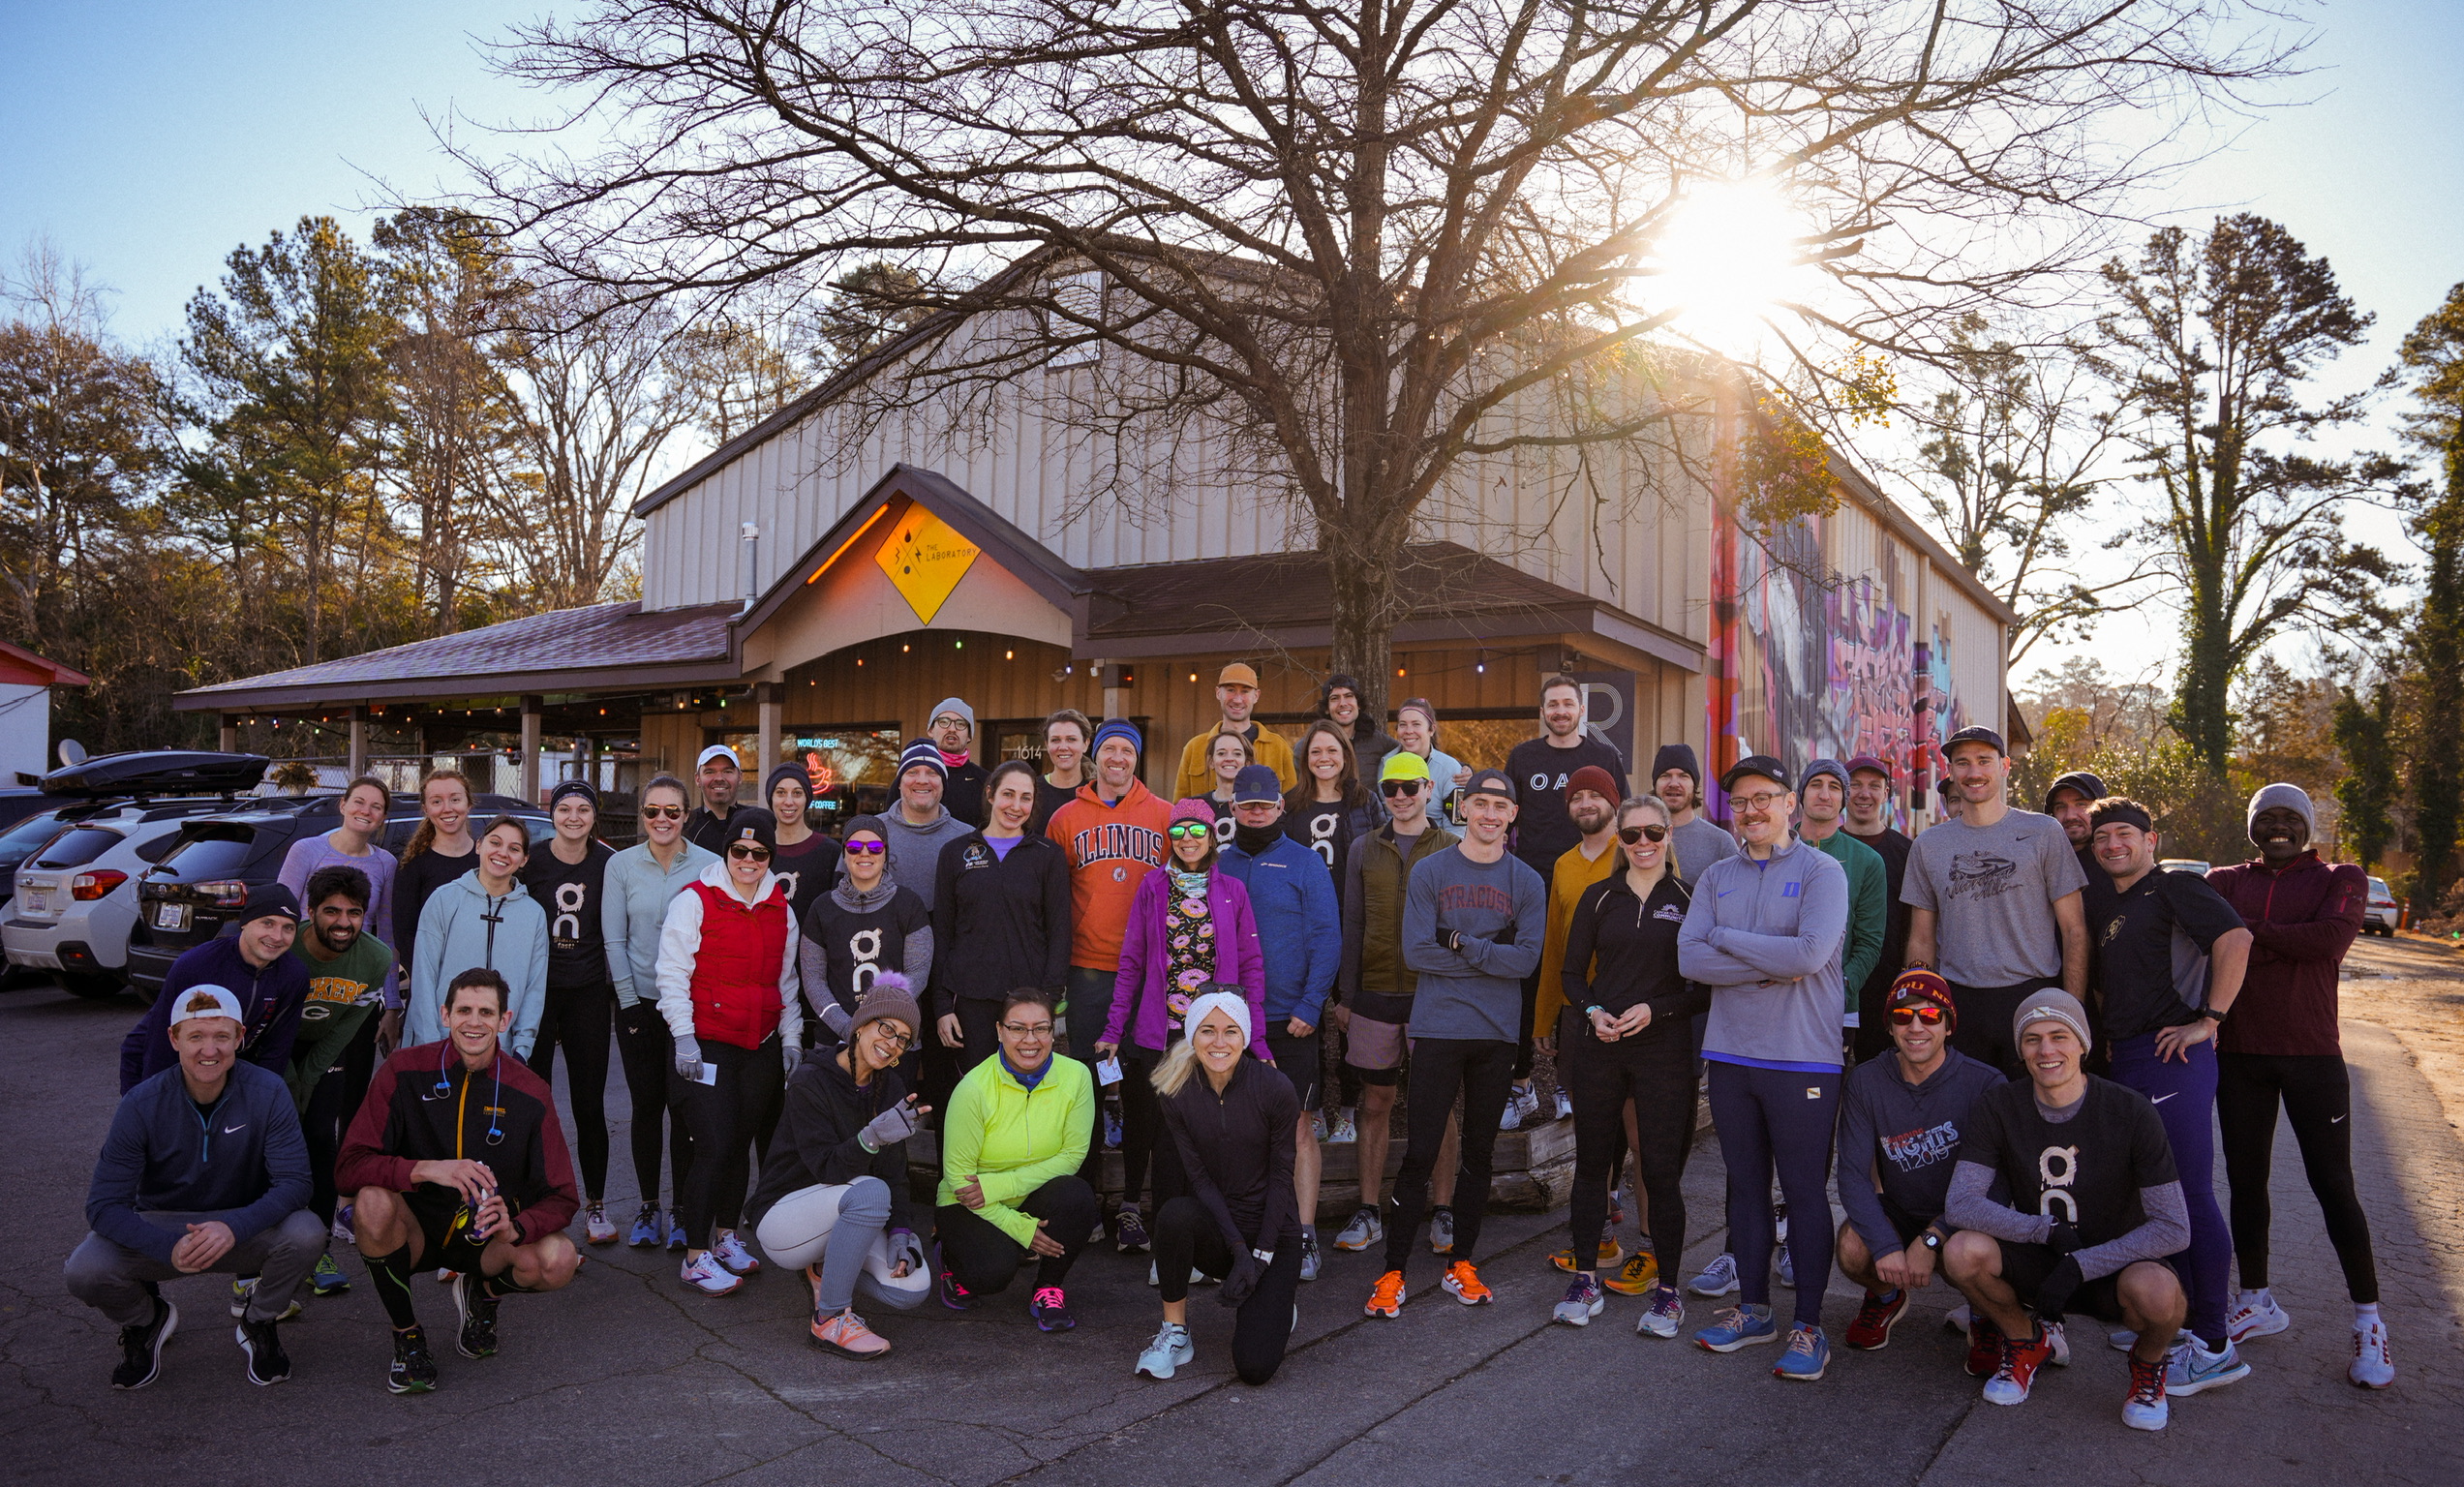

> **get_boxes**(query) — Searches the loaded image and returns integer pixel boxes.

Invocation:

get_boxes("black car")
[127,792,551,999]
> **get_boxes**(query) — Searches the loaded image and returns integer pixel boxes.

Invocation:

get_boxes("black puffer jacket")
[744,1049,912,1233]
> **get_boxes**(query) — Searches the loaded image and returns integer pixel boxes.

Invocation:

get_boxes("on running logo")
[2036,1144,2081,1224]
[553,881,588,942]
[847,926,884,995]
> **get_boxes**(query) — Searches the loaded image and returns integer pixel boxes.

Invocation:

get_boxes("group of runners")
[68,670,2395,1430]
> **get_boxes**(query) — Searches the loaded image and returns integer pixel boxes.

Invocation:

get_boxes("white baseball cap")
[168,985,246,1029]
[696,744,741,771]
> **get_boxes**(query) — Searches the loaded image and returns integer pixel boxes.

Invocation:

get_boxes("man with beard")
[284,866,395,1298]
[2043,771,2109,881]
[684,745,758,853]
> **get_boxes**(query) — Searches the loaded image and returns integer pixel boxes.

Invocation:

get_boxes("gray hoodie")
[878,804,973,912]
[1677,835,1849,1070]
[406,869,551,1059]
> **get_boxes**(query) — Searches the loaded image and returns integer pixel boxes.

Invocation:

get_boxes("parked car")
[2364,876,2400,936]
[0,786,54,833]
[127,792,550,1001]
[2158,859,2211,877]
[4,801,258,999]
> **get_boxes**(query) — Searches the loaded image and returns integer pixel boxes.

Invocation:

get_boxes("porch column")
[347,706,368,780]
[1097,659,1127,720]
[218,714,238,754]
[519,694,544,804]
[757,683,783,779]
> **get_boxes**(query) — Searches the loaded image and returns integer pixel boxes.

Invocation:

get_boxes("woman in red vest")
[656,814,806,1295]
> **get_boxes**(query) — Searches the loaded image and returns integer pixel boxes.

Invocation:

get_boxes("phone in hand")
[694,1061,718,1086]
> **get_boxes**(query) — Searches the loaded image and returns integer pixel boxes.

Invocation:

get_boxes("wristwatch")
[1252,1248,1275,1265]
[2199,1006,2229,1024]
[1919,1229,1944,1254]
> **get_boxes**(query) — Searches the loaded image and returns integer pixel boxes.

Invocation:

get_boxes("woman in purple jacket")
[1096,797,1267,1252]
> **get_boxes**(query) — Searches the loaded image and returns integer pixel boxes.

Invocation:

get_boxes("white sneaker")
[680,1252,744,1295]
[1553,1089,1572,1121]
[2041,1320,2071,1366]
[2165,1336,2251,1395]
[1324,1108,1358,1143]
[584,1203,618,1245]
[1311,1109,1329,1142]
[2349,1319,2395,1388]
[711,1230,762,1274]
[1946,1303,1972,1333]
[1136,1321,1194,1380]
[331,1205,354,1247]
[1688,1253,1740,1297]
[2227,1290,2292,1343]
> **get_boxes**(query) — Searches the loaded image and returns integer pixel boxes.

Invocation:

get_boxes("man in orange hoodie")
[1046,718,1173,1242]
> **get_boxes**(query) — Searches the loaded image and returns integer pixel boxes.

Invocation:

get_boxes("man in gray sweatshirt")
[1675,754,1848,1374]
[881,742,974,912]
[1365,769,1545,1318]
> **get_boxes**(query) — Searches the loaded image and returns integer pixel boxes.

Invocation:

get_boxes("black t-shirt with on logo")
[1954,1075,2177,1249]
[802,887,931,1014]
[1504,734,1628,875]
[518,840,613,990]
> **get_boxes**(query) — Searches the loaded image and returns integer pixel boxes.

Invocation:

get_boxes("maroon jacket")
[337,1042,580,1245]
[2205,851,2366,1057]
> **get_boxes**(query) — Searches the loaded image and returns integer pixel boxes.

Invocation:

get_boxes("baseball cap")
[1217,662,1261,688]
[1462,767,1516,803]
[1942,725,2007,758]
[1232,765,1282,804]
[696,744,741,771]
[168,985,246,1029]
[1719,754,1790,793]
[1379,750,1432,784]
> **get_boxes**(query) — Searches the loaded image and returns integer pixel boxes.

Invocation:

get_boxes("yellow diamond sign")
[874,507,982,624]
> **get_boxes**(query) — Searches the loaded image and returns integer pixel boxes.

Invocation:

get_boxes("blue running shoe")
[628,1202,663,1247]
[668,1215,688,1252]
[310,1253,351,1297]
[1693,1303,1779,1352]
[1773,1324,1829,1381]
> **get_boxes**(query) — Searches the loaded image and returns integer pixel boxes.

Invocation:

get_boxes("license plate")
[153,902,190,931]
[19,890,46,913]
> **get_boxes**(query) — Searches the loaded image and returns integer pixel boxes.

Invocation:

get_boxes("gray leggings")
[752,1176,931,1313]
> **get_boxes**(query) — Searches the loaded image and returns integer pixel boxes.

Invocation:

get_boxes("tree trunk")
[1324,531,1403,726]
[2413,468,2464,916]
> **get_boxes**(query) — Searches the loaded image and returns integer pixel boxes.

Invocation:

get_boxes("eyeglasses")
[1617,823,1669,844]
[1890,1005,1948,1027]
[1380,779,1426,798]
[868,1025,916,1050]
[641,804,684,821]
[1732,791,1788,811]
[727,844,773,862]
[998,1021,1054,1038]
[842,839,885,856]
[1168,822,1212,839]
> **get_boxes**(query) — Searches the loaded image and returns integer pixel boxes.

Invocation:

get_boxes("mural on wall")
[1706,502,1965,827]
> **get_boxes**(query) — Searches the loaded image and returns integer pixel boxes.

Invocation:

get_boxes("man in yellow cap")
[1174,662,1298,799]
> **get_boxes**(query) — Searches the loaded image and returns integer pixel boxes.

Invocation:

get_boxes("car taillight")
[195,879,250,908]
[70,869,129,901]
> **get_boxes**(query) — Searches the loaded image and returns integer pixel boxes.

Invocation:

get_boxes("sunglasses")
[1380,779,1426,798]
[727,843,773,861]
[1617,823,1670,844]
[640,804,684,821]
[1168,822,1212,839]
[842,839,885,856]
[1890,1005,1948,1027]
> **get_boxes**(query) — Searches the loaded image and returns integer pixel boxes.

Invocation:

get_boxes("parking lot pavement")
[2,945,2456,1486]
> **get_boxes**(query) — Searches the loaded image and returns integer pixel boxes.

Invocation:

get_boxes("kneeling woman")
[1137,990,1305,1385]
[747,975,934,1358]
[934,987,1098,1331]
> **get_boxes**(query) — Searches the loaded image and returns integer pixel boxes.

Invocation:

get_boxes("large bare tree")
[464,0,2290,713]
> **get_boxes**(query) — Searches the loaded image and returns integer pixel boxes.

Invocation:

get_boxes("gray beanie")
[2013,987,2093,1053]
[2246,782,2315,839]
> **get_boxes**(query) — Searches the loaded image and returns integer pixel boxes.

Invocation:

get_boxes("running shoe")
[668,1216,687,1252]
[680,1252,745,1296]
[1552,1270,1604,1326]
[1552,1239,1625,1273]
[1553,1089,1573,1121]
[437,1269,458,1284]
[1982,1324,2053,1406]
[2042,1320,2072,1367]
[1299,1229,1323,1284]
[387,1324,441,1395]
[1031,1286,1076,1332]
[585,1202,619,1245]
[2165,1337,2250,1395]
[1325,1107,1358,1143]
[1606,1186,1627,1228]
[1773,1324,1828,1381]
[1441,1259,1493,1305]
[1694,1303,1778,1351]
[330,1204,354,1247]
[1312,1109,1329,1143]
[2108,1327,2139,1351]
[1115,1208,1152,1254]
[1844,1289,1908,1350]
[451,1273,501,1359]
[1688,1253,1740,1297]
[310,1252,351,1297]
[1104,1100,1125,1149]
[1964,1315,2004,1378]
[1428,1205,1457,1256]
[1602,1251,1660,1296]
[1500,1088,1526,1131]
[1776,1244,1795,1290]
[938,1266,974,1311]
[235,1317,290,1385]
[228,1277,301,1321]
[811,1307,891,1359]
[112,1295,176,1390]
[1636,1285,1685,1339]
[627,1202,663,1247]
[1364,1269,1408,1318]
[1335,1205,1383,1252]
[1946,1303,1972,1333]
[2350,1318,2395,1388]
[712,1230,762,1274]
[2228,1290,2293,1343]
[2122,1353,2170,1430]
[1135,1321,1194,1380]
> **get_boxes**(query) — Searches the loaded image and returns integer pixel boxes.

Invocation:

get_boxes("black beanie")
[1651,743,1702,785]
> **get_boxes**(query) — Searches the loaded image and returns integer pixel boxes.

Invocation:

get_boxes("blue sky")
[4,2,2458,686]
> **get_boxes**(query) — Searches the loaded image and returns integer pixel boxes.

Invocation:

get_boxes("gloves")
[1219,1250,1262,1308]
[820,1000,854,1043]
[2046,1220,2083,1255]
[888,1229,927,1277]
[2032,1255,2085,1321]
[857,1099,922,1153]
[782,1042,804,1077]
[673,1033,703,1083]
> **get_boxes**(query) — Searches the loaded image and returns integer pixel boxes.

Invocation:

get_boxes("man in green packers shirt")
[284,865,395,1300]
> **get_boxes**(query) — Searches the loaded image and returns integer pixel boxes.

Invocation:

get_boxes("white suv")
[2364,877,2400,936]
[4,803,235,999]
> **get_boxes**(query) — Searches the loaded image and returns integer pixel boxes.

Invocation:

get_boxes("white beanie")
[1183,987,1253,1049]
[2246,782,2316,839]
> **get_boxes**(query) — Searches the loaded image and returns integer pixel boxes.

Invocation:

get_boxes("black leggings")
[936,1176,1098,1294]
[529,980,615,1201]
[1152,1196,1304,1385]
[1383,1037,1515,1274]
[614,1000,691,1207]
[672,1034,783,1248]
[300,1011,385,1226]
[1563,1022,1693,1270]
[2216,1051,2380,1303]
[1947,981,2040,1081]
[1118,1044,1187,1214]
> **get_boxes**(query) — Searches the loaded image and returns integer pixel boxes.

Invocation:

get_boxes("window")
[152,828,259,881]
[31,825,125,868]
[718,727,906,828]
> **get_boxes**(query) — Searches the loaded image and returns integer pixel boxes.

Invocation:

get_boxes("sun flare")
[1645,181,1811,352]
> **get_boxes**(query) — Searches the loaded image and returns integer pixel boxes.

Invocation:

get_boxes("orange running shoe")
[1365,1269,1408,1318]
[1551,1241,1626,1273]
[1441,1259,1494,1305]
[1602,1250,1660,1295]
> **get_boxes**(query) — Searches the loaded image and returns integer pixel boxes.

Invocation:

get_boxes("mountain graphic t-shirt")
[1901,807,2087,986]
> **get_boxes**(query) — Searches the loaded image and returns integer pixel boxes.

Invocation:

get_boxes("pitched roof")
[0,638,90,688]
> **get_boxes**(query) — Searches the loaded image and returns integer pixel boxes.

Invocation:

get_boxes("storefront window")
[714,727,905,830]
